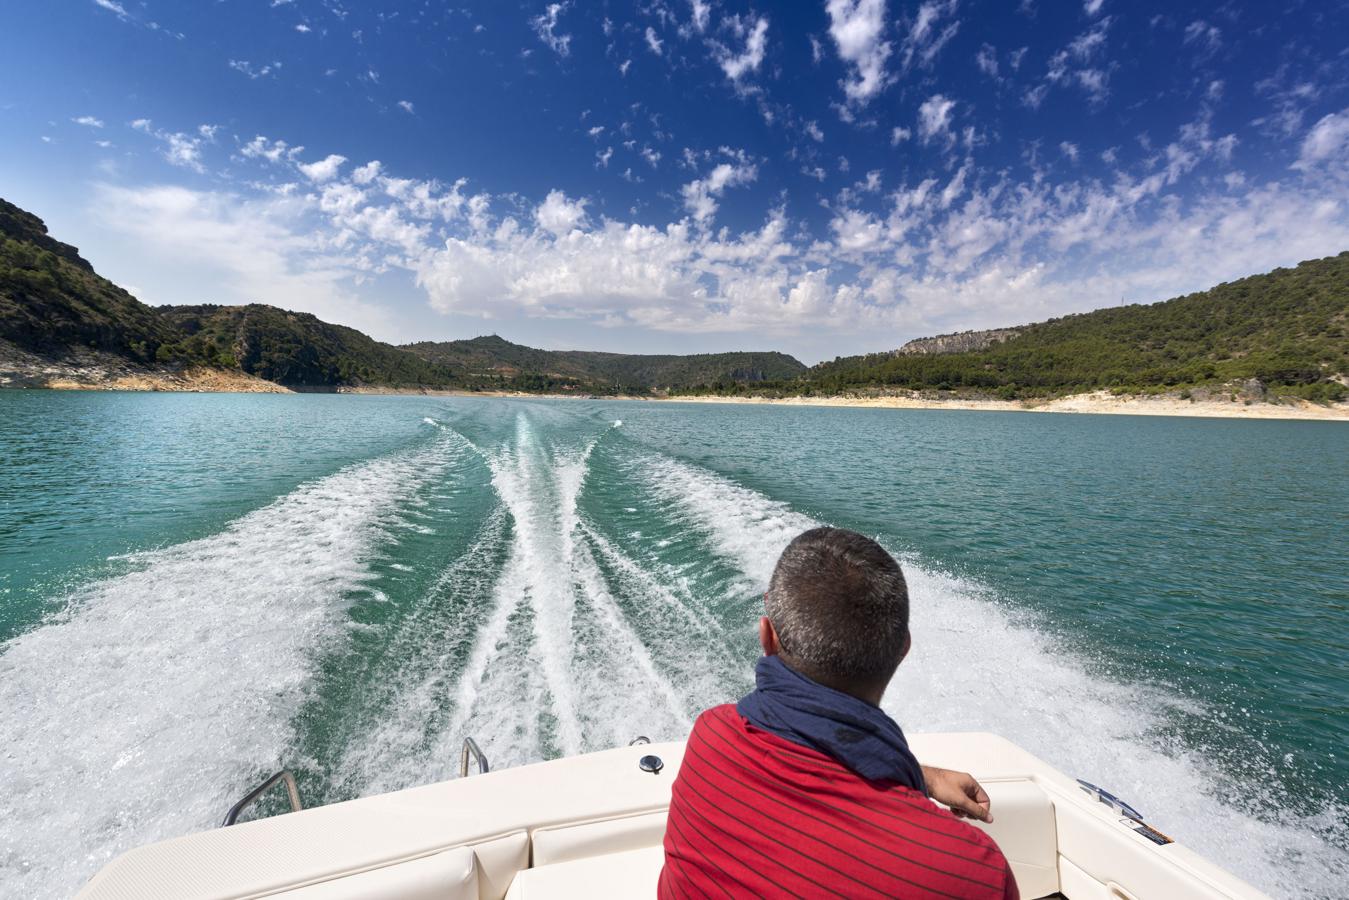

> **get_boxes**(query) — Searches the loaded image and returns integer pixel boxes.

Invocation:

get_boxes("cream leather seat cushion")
[505,845,664,899]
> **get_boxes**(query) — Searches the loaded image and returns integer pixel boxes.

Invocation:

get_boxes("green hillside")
[3,195,1342,401]
[0,199,802,393]
[404,335,807,392]
[158,305,463,389]
[0,199,177,363]
[680,253,1349,403]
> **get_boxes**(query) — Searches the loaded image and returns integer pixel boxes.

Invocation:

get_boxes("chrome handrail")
[460,737,489,777]
[629,736,651,746]
[221,770,303,827]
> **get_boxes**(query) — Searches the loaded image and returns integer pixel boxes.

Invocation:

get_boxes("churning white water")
[0,433,463,898]
[1,408,1343,899]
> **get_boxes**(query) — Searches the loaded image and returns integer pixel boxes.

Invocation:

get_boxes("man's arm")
[921,765,993,823]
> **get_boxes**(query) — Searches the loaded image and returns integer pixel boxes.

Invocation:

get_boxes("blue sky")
[3,1,1348,362]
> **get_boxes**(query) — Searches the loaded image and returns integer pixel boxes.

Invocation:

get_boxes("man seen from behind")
[659,527,1019,899]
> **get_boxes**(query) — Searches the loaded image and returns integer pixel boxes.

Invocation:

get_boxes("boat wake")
[0,403,1343,900]
[0,428,466,899]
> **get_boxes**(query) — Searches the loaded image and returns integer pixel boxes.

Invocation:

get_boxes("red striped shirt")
[660,705,1019,900]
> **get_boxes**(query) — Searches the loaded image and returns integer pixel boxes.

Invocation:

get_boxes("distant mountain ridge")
[402,335,806,393]
[2,197,1344,403]
[0,198,804,393]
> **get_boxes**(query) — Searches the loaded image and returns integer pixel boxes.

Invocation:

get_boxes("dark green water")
[0,392,1344,897]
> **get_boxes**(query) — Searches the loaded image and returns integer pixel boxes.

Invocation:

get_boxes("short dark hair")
[764,527,910,688]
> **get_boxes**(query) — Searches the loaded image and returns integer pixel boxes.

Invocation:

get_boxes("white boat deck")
[76,732,1269,900]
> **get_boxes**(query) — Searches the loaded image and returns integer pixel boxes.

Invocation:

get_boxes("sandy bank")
[654,390,1349,422]
[43,368,289,393]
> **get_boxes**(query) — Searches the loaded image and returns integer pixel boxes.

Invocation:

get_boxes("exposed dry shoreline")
[0,342,288,393]
[5,345,1344,420]
[652,391,1349,421]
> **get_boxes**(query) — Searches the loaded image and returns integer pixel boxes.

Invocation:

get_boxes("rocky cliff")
[894,327,1025,356]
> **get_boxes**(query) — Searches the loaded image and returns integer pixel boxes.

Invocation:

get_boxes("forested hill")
[403,335,807,393]
[3,196,1343,400]
[157,305,464,388]
[0,198,802,392]
[0,198,179,364]
[681,253,1349,403]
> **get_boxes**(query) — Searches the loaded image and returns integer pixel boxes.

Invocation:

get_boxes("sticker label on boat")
[1120,818,1174,845]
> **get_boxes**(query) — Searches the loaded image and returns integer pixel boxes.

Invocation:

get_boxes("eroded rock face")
[894,327,1025,356]
[0,339,288,392]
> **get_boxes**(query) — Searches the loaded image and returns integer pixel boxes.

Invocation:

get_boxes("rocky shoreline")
[0,341,288,393]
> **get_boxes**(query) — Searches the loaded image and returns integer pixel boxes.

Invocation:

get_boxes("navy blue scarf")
[737,655,927,793]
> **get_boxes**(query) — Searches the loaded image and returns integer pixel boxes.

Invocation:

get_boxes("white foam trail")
[641,453,1347,900]
[567,537,692,734]
[419,413,714,769]
[0,434,460,900]
[487,413,585,755]
[334,508,512,796]
[579,522,721,636]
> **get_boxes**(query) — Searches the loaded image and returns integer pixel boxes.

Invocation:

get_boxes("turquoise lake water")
[0,391,1345,897]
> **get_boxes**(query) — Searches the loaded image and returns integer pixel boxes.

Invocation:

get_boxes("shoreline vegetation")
[3,196,1347,420]
[7,364,1344,420]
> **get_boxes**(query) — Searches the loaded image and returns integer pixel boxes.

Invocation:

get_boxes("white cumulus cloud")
[827,0,892,106]
[1292,109,1349,173]
[534,189,589,236]
[298,154,347,183]
[681,161,758,226]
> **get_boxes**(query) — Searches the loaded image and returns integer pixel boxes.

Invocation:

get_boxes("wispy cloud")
[92,0,129,21]
[100,91,1349,355]
[900,0,960,72]
[1030,16,1113,107]
[712,15,769,83]
[689,0,711,34]
[531,3,571,57]
[228,59,282,79]
[1292,109,1349,174]
[917,94,955,144]
[131,120,218,173]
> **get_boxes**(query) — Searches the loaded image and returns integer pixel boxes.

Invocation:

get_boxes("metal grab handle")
[460,737,489,777]
[221,770,303,827]
[629,736,651,746]
[1076,778,1143,821]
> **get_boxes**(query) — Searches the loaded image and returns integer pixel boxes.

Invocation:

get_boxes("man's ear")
[899,630,912,662]
[759,616,782,656]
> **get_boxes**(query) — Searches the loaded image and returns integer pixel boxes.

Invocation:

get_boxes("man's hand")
[921,766,993,823]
